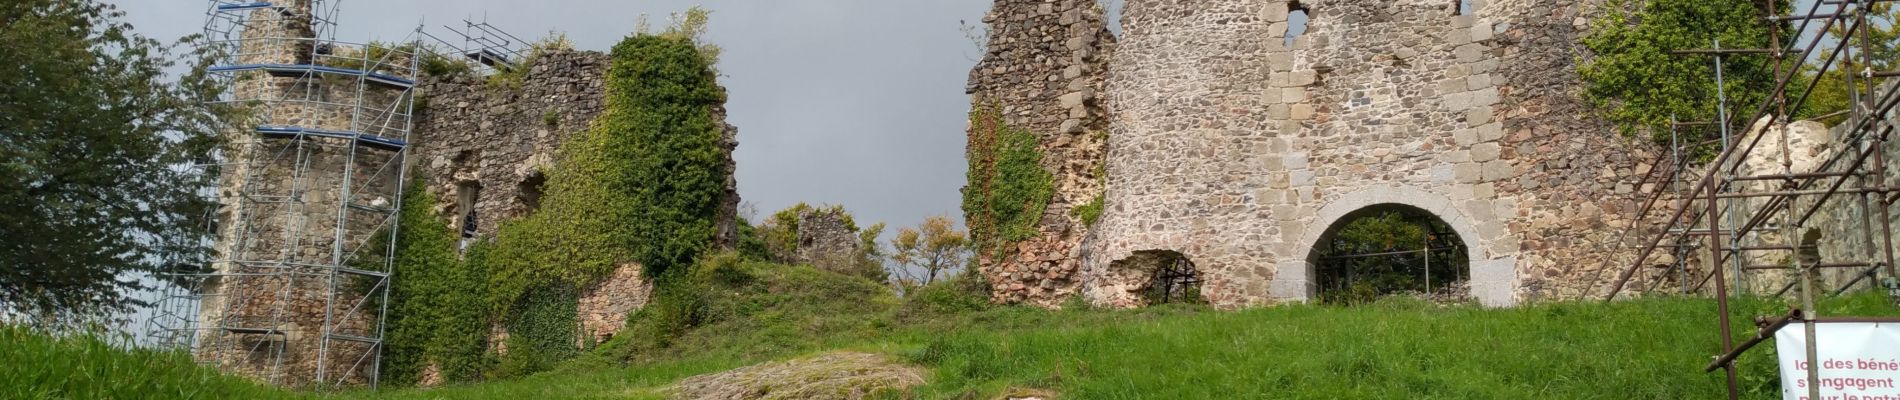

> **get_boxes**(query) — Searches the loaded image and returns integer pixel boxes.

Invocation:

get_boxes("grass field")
[7,264,1896,399]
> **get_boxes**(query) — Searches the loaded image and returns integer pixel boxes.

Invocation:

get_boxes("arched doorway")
[1310,204,1470,304]
[1276,185,1517,307]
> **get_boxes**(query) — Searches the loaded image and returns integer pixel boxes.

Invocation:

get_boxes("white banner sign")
[1776,322,1900,400]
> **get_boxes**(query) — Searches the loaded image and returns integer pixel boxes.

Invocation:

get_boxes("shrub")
[898,272,994,321]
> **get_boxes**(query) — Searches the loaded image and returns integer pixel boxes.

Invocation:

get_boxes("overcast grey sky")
[106,0,1015,235]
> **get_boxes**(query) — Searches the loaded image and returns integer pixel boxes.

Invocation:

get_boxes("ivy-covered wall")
[962,0,1116,306]
[386,23,737,385]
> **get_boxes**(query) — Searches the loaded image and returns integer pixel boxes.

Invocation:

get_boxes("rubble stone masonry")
[965,0,1117,307]
[973,0,1686,309]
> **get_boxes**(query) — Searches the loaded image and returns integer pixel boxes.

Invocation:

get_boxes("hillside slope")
[9,266,1895,399]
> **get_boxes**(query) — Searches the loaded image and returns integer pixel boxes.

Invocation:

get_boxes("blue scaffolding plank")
[207,63,416,89]
[255,125,408,151]
[214,2,274,11]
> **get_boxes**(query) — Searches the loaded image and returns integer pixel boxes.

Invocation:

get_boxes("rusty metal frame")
[1587,0,1900,399]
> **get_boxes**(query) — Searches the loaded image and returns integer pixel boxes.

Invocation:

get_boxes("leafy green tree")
[1801,4,1898,124]
[0,0,230,322]
[1580,0,1793,145]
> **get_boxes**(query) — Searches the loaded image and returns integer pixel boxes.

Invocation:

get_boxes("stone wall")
[1790,104,1900,298]
[577,264,653,344]
[794,208,866,275]
[414,50,608,238]
[964,0,1118,307]
[1025,0,1683,309]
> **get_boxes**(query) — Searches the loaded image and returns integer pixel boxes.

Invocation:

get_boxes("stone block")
[1482,160,1513,181]
[1467,73,1493,90]
[1438,78,1468,95]
[1444,91,1473,111]
[1456,163,1484,183]
[1470,257,1518,307]
[1453,129,1478,146]
[1455,43,1486,63]
[1471,143,1502,162]
[1288,70,1318,87]
[1431,164,1456,183]
[1477,122,1505,142]
[1283,87,1307,103]
[1466,107,1494,125]
[1269,264,1315,301]
[1283,152,1309,169]
[1059,91,1087,109]
[1269,104,1291,119]
[1471,87,1500,108]
[1269,53,1296,72]
[1471,22,1494,42]
[1290,104,1315,120]
[1264,4,1289,22]
[1290,169,1315,187]
[1444,149,1473,163]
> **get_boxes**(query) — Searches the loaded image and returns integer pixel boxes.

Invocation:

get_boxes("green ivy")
[604,34,729,278]
[1578,0,1797,146]
[378,11,728,383]
[962,105,1054,259]
[1073,193,1105,227]
[381,181,492,385]
[495,283,579,376]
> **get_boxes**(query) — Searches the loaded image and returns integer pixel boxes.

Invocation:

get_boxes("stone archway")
[1274,185,1517,307]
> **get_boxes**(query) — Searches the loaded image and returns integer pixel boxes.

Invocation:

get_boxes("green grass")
[8,270,1896,399]
[0,325,292,399]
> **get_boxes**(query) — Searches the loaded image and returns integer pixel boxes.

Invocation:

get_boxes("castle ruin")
[968,0,1900,308]
[154,0,739,387]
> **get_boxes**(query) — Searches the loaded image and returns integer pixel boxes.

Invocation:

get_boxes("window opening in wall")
[1140,252,1203,305]
[1285,2,1311,48]
[1314,206,1470,305]
[1457,0,1473,16]
[1099,0,1124,38]
[456,182,481,251]
[516,171,546,211]
[1798,229,1822,268]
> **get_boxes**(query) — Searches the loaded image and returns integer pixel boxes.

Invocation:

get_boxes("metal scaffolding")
[145,0,417,389]
[421,18,530,75]
[1590,0,1900,398]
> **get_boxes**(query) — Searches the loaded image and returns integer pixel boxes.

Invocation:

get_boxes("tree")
[891,216,971,287]
[1800,4,1898,125]
[0,0,230,323]
[1580,0,1795,146]
[1315,211,1468,304]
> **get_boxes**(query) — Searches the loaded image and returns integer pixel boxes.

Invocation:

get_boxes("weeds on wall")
[485,32,576,91]
[962,104,1054,259]
[1073,194,1105,227]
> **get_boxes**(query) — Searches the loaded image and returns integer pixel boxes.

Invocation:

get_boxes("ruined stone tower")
[167,0,417,387]
[971,0,1675,308]
[964,0,1118,306]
